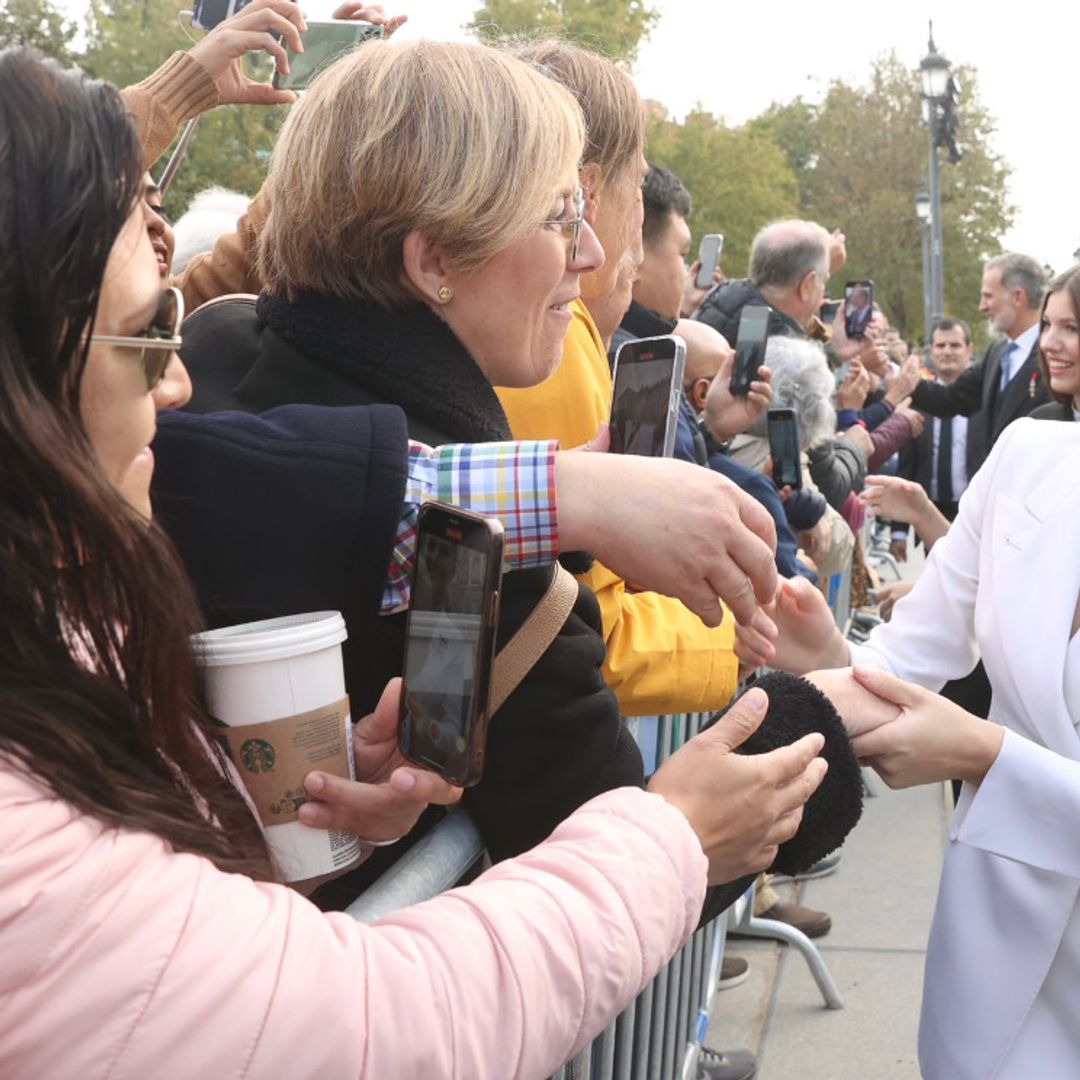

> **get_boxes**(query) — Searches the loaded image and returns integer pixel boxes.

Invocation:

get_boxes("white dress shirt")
[930,412,968,502]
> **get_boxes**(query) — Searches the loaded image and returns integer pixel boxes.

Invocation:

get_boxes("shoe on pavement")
[697,1046,756,1080]
[755,900,831,938]
[718,955,750,990]
[729,900,832,939]
[772,851,842,883]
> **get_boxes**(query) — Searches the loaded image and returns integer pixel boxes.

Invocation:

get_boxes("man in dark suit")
[909,252,1049,473]
[897,317,975,540]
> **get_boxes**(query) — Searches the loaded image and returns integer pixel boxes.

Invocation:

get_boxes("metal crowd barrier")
[344,562,863,1076]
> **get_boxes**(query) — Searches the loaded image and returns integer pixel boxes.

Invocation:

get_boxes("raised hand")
[332,2,409,36]
[702,351,772,444]
[734,576,849,675]
[189,0,308,107]
[860,474,949,550]
[648,687,829,884]
[837,358,870,410]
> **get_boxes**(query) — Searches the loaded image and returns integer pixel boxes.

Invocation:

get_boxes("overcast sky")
[65,0,1080,275]
[304,0,1078,278]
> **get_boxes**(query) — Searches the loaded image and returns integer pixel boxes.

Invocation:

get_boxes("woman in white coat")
[735,416,1080,1078]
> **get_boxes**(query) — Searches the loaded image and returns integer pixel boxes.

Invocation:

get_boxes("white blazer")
[851,418,1080,1079]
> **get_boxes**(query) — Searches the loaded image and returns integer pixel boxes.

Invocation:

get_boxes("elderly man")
[695,219,843,345]
[908,253,1050,473]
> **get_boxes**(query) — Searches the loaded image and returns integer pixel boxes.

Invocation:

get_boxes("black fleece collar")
[256,291,512,444]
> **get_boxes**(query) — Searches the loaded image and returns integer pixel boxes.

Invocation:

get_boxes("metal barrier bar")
[345,809,484,924]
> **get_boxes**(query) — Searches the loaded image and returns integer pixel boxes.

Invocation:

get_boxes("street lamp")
[919,22,960,323]
[915,192,933,343]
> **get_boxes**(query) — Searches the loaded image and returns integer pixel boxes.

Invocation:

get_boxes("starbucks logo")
[240,738,276,774]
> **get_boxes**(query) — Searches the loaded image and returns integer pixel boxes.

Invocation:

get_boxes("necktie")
[936,416,954,504]
[998,341,1017,393]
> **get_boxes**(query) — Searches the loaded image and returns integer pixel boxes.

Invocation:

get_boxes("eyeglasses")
[541,186,585,262]
[88,286,184,391]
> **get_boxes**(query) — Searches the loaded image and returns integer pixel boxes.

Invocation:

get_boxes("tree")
[468,0,659,65]
[81,0,287,216]
[749,55,1013,344]
[646,106,800,280]
[0,0,79,65]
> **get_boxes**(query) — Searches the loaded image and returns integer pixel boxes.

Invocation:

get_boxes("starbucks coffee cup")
[193,611,363,882]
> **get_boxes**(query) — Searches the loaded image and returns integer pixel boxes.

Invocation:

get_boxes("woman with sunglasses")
[0,47,829,1078]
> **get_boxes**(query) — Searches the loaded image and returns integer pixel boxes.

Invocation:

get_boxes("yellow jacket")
[498,302,738,717]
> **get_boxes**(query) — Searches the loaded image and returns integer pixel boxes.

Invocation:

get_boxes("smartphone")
[609,334,687,457]
[768,408,803,490]
[192,0,253,31]
[398,503,503,788]
[272,20,383,92]
[844,280,874,339]
[695,234,724,289]
[730,305,770,396]
[819,298,842,324]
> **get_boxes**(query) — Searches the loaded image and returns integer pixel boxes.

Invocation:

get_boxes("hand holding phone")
[695,234,724,290]
[609,335,687,457]
[731,306,770,396]
[272,19,383,92]
[398,504,503,787]
[768,408,803,490]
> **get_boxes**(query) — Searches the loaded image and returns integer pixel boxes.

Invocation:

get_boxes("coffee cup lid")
[193,611,347,667]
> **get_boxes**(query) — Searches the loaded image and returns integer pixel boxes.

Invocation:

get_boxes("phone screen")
[609,336,686,457]
[273,21,382,92]
[400,510,501,785]
[731,306,770,395]
[768,409,803,490]
[844,280,874,339]
[696,234,724,290]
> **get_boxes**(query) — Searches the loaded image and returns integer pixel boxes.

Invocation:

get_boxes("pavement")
[704,540,948,1079]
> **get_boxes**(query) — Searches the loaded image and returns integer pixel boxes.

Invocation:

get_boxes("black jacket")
[692,278,804,347]
[910,335,1049,474]
[166,292,644,863]
[1030,400,1075,422]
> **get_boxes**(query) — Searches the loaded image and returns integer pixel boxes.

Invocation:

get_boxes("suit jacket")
[909,334,1049,474]
[851,419,1080,1078]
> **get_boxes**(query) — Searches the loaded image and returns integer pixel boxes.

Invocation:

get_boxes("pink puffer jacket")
[0,759,705,1079]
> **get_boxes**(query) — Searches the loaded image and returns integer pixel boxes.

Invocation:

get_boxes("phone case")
[398,504,503,787]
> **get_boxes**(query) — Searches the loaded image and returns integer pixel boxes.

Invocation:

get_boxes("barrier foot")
[734,914,844,1010]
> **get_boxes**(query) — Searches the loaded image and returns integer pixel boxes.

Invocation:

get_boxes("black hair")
[642,163,692,247]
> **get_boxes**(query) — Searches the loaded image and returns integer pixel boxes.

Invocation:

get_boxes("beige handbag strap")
[488,563,578,716]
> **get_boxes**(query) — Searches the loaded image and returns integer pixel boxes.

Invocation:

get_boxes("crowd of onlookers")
[4,0,1080,1076]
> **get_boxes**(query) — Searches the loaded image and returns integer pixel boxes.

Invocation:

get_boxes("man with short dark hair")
[633,164,693,322]
[909,252,1050,473]
[899,317,975,528]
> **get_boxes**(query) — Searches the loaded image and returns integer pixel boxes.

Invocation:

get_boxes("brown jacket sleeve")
[121,52,219,172]
[122,51,267,310]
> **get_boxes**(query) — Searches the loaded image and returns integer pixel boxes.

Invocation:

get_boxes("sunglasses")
[542,186,585,262]
[88,286,184,391]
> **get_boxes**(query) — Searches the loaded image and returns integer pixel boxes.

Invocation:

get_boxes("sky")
[62,0,1080,273]
[360,0,1080,276]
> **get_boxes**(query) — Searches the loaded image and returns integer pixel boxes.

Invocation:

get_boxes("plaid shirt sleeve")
[381,439,559,614]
